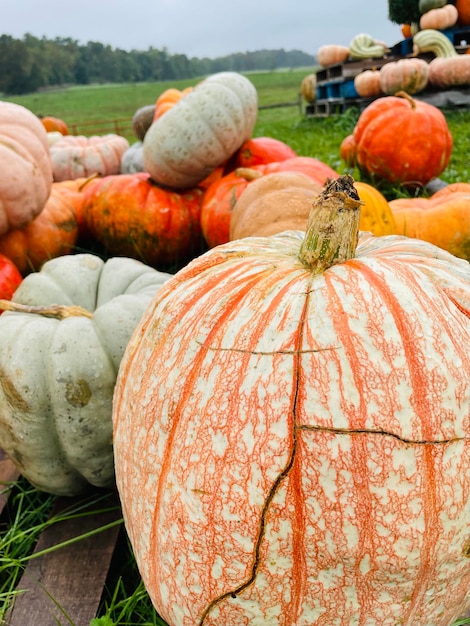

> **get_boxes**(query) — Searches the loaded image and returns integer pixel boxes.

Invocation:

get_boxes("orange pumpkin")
[53,175,100,243]
[401,24,413,38]
[389,190,470,260]
[113,175,470,626]
[153,87,194,121]
[0,182,80,274]
[432,182,470,197]
[200,157,339,249]
[82,172,206,270]
[352,92,453,185]
[339,133,357,168]
[456,0,470,24]
[40,115,69,135]
[229,171,323,240]
[317,44,350,67]
[354,69,384,98]
[354,181,397,236]
[228,176,396,241]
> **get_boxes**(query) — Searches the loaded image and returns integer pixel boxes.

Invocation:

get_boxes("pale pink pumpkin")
[50,133,129,181]
[0,101,53,236]
[113,176,470,626]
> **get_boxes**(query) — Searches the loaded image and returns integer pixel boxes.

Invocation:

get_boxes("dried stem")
[0,299,93,319]
[298,175,362,273]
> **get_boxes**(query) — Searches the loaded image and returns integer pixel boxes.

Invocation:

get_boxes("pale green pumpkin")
[0,253,171,496]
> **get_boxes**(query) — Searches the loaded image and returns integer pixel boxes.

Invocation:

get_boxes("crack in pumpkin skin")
[113,231,470,626]
[198,276,312,625]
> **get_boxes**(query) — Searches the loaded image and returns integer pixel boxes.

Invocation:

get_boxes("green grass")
[2,71,470,625]
[8,68,470,199]
[5,70,470,197]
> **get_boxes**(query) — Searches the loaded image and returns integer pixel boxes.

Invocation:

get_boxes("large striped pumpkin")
[113,176,470,626]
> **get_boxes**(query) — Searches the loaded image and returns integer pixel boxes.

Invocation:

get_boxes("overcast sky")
[2,0,402,59]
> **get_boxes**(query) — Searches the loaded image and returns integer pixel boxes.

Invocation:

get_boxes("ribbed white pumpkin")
[143,71,258,188]
[50,133,129,181]
[0,253,171,496]
[113,177,470,626]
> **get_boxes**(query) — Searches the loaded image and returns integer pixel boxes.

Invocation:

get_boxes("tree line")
[0,34,315,96]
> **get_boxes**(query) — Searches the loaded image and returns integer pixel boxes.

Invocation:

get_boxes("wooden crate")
[0,448,124,626]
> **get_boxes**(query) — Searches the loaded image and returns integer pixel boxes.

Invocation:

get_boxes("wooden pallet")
[0,448,123,626]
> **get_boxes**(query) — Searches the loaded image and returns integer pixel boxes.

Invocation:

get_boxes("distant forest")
[0,34,315,96]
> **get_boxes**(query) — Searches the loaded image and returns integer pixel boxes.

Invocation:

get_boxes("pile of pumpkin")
[1,71,470,626]
[314,0,470,100]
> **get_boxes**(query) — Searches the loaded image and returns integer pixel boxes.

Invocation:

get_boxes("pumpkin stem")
[0,299,93,320]
[298,174,362,272]
[394,91,416,108]
[234,167,264,181]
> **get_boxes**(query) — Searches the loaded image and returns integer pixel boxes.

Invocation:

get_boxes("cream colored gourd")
[0,101,53,236]
[349,33,388,59]
[379,58,430,95]
[120,141,145,174]
[429,55,470,88]
[143,72,258,189]
[229,171,322,240]
[0,253,171,496]
[50,134,130,181]
[413,29,458,57]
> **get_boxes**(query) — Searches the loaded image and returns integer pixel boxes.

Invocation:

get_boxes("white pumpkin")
[143,71,258,188]
[120,141,145,174]
[0,253,171,496]
[50,133,130,181]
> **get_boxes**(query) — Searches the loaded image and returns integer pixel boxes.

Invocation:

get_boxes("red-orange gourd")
[82,172,205,270]
[352,92,453,185]
[0,254,22,307]
[230,137,297,169]
[339,133,357,168]
[113,175,470,626]
[456,0,470,24]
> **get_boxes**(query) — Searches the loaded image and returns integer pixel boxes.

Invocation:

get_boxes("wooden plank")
[0,448,20,516]
[6,490,122,626]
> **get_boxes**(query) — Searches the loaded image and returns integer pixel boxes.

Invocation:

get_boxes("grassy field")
[5,69,470,198]
[2,71,470,625]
